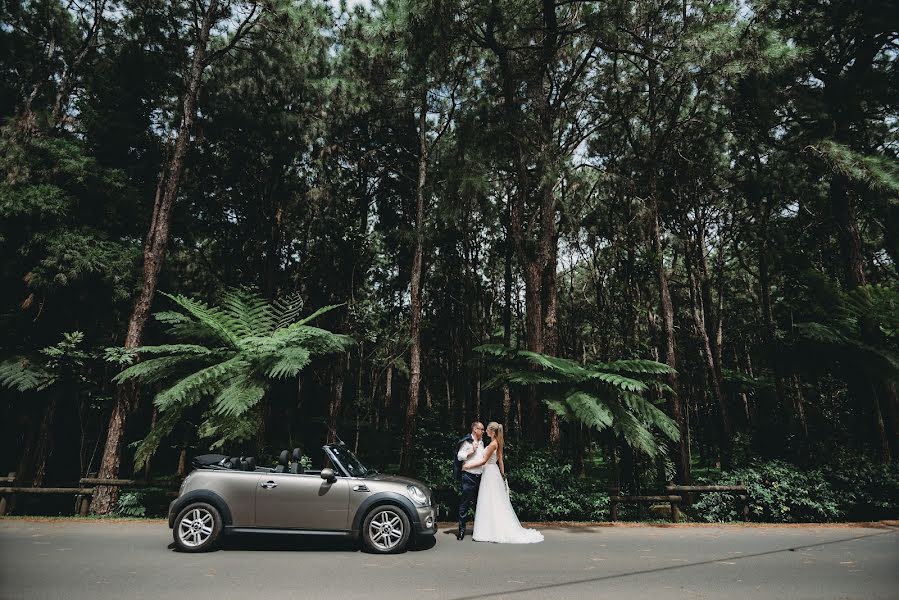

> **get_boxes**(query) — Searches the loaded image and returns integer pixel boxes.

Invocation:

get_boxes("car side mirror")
[320,468,336,482]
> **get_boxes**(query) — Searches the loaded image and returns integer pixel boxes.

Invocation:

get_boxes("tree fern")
[110,288,354,470]
[0,357,54,392]
[477,345,680,458]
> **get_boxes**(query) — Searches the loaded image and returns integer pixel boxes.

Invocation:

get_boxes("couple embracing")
[454,421,544,544]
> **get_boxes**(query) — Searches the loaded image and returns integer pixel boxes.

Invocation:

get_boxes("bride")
[462,422,544,544]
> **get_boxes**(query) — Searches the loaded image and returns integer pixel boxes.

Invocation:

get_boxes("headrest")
[229,457,241,469]
[292,447,302,462]
[278,450,289,466]
[244,456,256,471]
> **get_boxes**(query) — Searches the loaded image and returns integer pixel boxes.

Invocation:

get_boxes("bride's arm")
[463,441,496,468]
[498,447,505,479]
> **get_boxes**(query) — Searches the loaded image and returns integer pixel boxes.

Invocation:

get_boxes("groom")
[454,421,487,541]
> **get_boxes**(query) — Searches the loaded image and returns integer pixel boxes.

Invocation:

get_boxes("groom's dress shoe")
[456,529,465,540]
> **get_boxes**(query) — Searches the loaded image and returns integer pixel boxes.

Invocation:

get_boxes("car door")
[254,472,350,531]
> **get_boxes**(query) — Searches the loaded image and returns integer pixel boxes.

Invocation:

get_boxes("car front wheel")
[173,502,222,553]
[361,505,411,554]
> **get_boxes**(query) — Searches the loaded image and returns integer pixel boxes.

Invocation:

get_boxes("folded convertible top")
[191,454,230,468]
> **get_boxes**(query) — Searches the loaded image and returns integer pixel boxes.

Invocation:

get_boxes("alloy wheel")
[367,509,404,551]
[178,507,215,547]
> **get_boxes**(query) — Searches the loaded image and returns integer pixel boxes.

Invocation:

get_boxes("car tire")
[172,502,223,553]
[361,505,411,554]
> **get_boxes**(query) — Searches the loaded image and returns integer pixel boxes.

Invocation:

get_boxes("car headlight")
[407,485,428,506]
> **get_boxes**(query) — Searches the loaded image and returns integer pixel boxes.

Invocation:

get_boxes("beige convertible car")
[168,443,436,554]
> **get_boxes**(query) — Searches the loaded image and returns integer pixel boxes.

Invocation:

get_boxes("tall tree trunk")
[91,0,220,514]
[687,235,732,456]
[30,396,58,487]
[502,192,514,434]
[831,172,867,289]
[650,201,690,484]
[327,354,347,444]
[400,95,429,474]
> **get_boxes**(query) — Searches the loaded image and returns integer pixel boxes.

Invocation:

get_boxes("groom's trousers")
[458,472,481,533]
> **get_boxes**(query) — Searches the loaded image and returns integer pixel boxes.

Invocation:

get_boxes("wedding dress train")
[472,452,543,544]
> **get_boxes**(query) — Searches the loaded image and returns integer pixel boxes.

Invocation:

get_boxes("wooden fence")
[608,484,750,523]
[0,473,180,516]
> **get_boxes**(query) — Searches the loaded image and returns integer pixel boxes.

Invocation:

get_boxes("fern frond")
[272,291,304,329]
[273,326,355,354]
[292,303,344,327]
[609,403,660,457]
[519,350,587,377]
[544,398,571,419]
[132,405,184,470]
[265,348,311,379]
[153,355,246,409]
[474,344,517,358]
[211,374,267,416]
[598,359,676,375]
[0,357,55,392]
[221,289,276,338]
[795,322,846,345]
[198,409,261,450]
[505,371,561,385]
[113,354,207,384]
[587,371,648,392]
[126,344,213,356]
[160,292,241,348]
[564,390,614,430]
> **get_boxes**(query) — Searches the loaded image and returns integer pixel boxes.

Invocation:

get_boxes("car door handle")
[260,481,278,489]
[352,485,369,492]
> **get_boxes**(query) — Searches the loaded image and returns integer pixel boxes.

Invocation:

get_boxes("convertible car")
[168,443,436,553]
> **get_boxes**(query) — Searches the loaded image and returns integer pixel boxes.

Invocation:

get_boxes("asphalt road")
[1,519,897,600]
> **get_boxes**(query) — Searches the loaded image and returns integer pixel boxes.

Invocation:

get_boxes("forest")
[1,0,898,521]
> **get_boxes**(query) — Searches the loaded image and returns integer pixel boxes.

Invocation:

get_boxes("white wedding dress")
[472,451,544,544]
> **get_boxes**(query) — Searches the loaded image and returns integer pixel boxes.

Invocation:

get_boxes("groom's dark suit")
[454,433,490,539]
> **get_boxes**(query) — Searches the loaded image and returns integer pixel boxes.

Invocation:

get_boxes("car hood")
[366,473,428,488]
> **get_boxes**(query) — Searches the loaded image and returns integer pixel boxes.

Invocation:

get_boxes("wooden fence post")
[77,472,97,516]
[0,473,16,515]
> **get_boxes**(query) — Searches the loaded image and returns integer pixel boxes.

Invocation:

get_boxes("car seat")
[274,450,289,473]
[289,447,303,474]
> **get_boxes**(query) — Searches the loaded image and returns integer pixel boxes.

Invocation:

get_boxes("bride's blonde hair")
[487,422,504,451]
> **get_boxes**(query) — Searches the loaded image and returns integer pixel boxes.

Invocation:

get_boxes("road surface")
[1,519,897,599]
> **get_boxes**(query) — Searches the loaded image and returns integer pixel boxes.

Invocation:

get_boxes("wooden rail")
[0,472,180,517]
[608,494,683,522]
[665,484,750,521]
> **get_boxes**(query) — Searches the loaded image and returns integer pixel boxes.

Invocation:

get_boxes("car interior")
[193,449,331,476]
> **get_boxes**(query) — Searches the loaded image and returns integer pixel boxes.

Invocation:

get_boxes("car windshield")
[328,445,368,477]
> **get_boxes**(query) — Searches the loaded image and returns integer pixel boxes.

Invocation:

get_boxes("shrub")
[115,491,147,517]
[688,456,899,523]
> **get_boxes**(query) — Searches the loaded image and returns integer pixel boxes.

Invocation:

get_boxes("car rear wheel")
[173,502,222,553]
[361,505,411,554]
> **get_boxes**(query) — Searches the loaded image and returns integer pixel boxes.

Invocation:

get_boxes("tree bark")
[91,0,220,514]
[30,396,58,487]
[650,200,690,484]
[831,172,867,289]
[400,95,429,474]
[327,354,347,444]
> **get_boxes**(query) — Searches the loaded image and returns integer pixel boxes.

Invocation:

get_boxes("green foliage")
[0,332,95,392]
[794,283,899,379]
[691,457,899,523]
[115,491,147,518]
[505,448,609,522]
[111,288,354,469]
[478,345,678,458]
